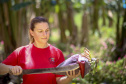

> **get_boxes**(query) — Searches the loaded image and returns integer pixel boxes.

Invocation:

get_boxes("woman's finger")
[70,70,73,76]
[75,70,80,77]
[15,66,22,75]
[9,66,22,75]
[11,67,16,74]
[73,70,75,76]
[66,70,80,78]
[19,67,22,74]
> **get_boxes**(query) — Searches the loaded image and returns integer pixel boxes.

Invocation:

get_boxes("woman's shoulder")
[49,44,62,52]
[49,44,59,50]
[15,44,33,52]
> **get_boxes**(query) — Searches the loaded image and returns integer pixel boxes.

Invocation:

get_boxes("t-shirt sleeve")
[2,49,19,66]
[56,49,65,66]
[56,49,65,77]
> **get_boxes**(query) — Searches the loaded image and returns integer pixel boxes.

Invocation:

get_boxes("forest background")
[0,0,126,84]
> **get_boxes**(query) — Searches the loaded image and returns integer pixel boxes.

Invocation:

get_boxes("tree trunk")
[108,10,113,27]
[56,0,67,43]
[92,0,101,37]
[21,8,29,45]
[80,12,89,47]
[0,0,28,58]
[1,2,16,58]
[115,1,121,61]
[102,7,106,26]
[66,0,78,45]
[0,1,18,84]
[120,9,126,57]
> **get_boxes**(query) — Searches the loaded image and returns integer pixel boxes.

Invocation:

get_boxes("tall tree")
[116,0,121,54]
[115,0,126,60]
[80,11,89,47]
[56,0,67,43]
[0,0,33,59]
[116,8,126,60]
[101,1,106,26]
[120,9,126,57]
[92,0,101,37]
[80,0,89,47]
[66,0,78,45]
[31,0,52,18]
[0,1,17,58]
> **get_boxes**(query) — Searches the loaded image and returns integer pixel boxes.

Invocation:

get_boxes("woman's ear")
[29,29,34,37]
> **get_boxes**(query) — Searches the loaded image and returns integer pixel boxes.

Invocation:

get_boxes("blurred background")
[0,0,126,84]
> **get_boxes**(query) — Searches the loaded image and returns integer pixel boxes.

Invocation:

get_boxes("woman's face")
[30,22,50,44]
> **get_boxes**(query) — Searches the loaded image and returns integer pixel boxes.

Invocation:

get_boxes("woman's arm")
[0,63,11,75]
[0,63,22,75]
[56,76,72,84]
[56,70,80,84]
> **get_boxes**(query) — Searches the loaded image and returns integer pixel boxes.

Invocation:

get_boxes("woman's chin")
[40,41,48,44]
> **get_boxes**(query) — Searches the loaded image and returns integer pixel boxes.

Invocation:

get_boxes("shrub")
[71,57,126,84]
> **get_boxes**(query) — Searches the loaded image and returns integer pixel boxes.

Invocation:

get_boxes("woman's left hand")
[66,70,80,79]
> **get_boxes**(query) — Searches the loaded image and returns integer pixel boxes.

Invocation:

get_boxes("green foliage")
[73,2,83,12]
[100,38,116,62]
[55,5,60,13]
[71,57,126,84]
[0,0,9,3]
[11,1,35,11]
[56,42,67,52]
[49,28,60,43]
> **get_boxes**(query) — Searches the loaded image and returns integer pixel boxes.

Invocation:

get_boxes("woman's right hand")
[9,66,22,75]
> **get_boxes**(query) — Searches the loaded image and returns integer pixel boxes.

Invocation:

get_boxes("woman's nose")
[42,31,47,36]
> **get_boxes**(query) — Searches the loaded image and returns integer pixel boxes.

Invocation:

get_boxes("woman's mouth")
[41,38,47,39]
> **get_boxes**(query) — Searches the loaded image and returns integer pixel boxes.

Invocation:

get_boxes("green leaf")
[55,5,59,13]
[11,1,35,11]
[0,0,9,3]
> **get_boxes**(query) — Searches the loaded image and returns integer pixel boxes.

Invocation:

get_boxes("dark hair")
[29,16,49,43]
[30,16,49,31]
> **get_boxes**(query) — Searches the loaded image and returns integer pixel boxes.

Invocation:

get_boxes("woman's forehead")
[34,22,49,30]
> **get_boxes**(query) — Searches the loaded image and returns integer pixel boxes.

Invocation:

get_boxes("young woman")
[0,16,80,84]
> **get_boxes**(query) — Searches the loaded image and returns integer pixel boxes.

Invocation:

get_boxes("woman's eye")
[38,31,42,33]
[46,30,49,32]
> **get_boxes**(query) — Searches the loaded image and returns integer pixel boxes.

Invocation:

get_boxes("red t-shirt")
[2,44,65,84]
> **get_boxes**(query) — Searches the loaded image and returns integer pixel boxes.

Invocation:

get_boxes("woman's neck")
[33,42,48,48]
